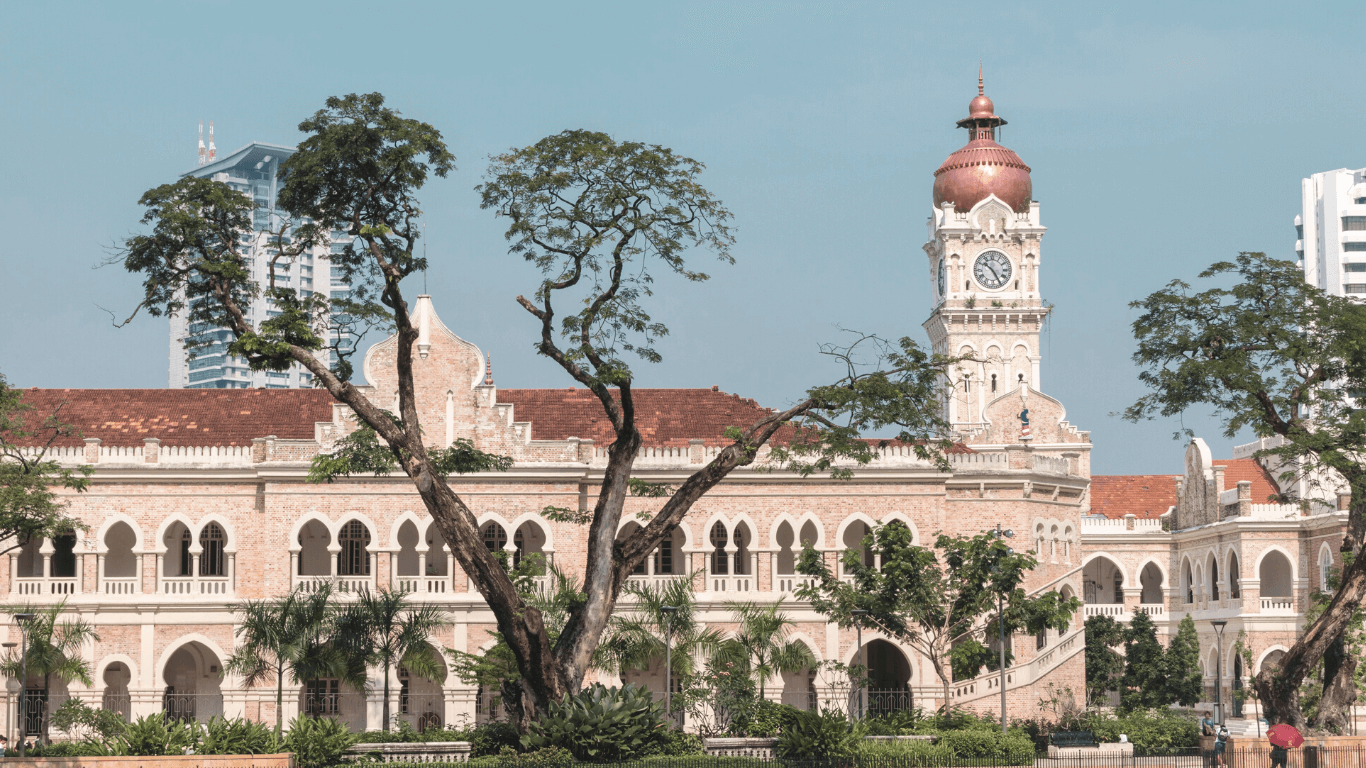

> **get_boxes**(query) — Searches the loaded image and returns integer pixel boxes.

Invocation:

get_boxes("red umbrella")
[1267,724,1305,749]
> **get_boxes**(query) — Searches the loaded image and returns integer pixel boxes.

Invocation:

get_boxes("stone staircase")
[1223,718,1266,738]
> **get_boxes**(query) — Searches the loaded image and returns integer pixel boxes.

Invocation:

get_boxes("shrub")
[284,715,359,768]
[200,715,280,755]
[774,709,863,760]
[29,741,110,758]
[491,745,575,768]
[522,683,668,762]
[649,729,705,756]
[864,707,931,736]
[50,698,129,744]
[468,721,523,756]
[936,728,1035,763]
[732,700,801,737]
[1083,708,1198,755]
[853,738,954,765]
[106,713,199,756]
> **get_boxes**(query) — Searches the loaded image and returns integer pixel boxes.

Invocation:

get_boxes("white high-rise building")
[169,136,355,389]
[1296,167,1366,297]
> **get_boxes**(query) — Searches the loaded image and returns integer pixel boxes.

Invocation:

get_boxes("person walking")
[1213,724,1229,767]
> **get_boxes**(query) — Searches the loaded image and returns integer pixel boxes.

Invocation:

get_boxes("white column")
[227,552,236,593]
[97,552,106,592]
[76,552,84,593]
[328,546,340,578]
[9,553,17,593]
[290,551,299,588]
[417,550,428,592]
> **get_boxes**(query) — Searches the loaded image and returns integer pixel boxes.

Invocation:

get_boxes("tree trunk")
[382,664,391,732]
[1314,637,1357,732]
[1254,544,1366,726]
[276,669,284,738]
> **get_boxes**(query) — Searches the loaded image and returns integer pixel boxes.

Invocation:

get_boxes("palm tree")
[0,601,100,744]
[334,587,448,732]
[726,600,816,699]
[224,582,348,738]
[599,578,725,689]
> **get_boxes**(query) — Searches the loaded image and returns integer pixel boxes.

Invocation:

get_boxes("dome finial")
[978,62,984,96]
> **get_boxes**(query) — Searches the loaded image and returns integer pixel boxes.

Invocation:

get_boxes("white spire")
[415,294,433,359]
[207,121,216,162]
[198,120,206,167]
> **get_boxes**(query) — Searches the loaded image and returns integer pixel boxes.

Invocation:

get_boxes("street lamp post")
[660,606,678,725]
[2,642,15,750]
[852,609,868,720]
[1212,620,1228,725]
[12,614,36,758]
[994,525,1014,735]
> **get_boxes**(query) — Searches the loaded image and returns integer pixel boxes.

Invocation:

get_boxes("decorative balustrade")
[1136,603,1165,617]
[103,577,139,595]
[776,575,816,594]
[1261,596,1295,613]
[709,574,754,593]
[294,574,375,594]
[14,577,78,596]
[1083,603,1125,618]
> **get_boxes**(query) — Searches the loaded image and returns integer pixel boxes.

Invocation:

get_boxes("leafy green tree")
[0,601,99,744]
[0,372,91,556]
[334,587,449,731]
[117,94,957,726]
[223,583,349,738]
[1164,614,1203,707]
[1084,615,1125,706]
[1119,611,1168,710]
[796,524,1079,722]
[1126,252,1366,728]
[723,600,817,699]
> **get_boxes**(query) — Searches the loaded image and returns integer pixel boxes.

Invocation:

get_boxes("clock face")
[973,250,1013,290]
[937,259,946,298]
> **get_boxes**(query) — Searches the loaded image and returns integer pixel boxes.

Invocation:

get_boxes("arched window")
[1320,548,1333,592]
[200,523,225,577]
[1210,557,1221,601]
[51,533,77,578]
[482,522,507,552]
[710,523,729,575]
[1035,524,1045,555]
[180,529,192,577]
[338,521,371,576]
[1184,560,1194,604]
[1229,552,1242,599]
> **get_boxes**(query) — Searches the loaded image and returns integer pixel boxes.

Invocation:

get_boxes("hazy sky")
[2,1,1362,475]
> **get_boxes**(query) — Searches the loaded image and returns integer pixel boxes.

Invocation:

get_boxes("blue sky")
[1,0,1362,474]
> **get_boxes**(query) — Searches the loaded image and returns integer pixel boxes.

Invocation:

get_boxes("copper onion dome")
[932,69,1032,213]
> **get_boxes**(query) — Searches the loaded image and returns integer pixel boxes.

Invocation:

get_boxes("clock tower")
[922,73,1050,439]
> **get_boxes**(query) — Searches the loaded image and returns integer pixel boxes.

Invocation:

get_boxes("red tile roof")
[14,389,335,447]
[498,388,778,447]
[1213,458,1281,503]
[1089,474,1180,519]
[1091,459,1283,519]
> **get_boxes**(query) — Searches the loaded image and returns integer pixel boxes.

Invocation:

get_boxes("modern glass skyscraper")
[168,140,355,389]
[1296,167,1366,298]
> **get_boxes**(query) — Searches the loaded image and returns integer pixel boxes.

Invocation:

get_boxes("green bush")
[648,728,705,756]
[200,715,280,755]
[29,741,110,758]
[469,721,523,756]
[853,738,954,765]
[936,728,1035,763]
[521,684,668,762]
[1083,708,1199,755]
[283,715,359,768]
[864,707,932,736]
[732,700,802,737]
[774,709,863,760]
[106,713,199,756]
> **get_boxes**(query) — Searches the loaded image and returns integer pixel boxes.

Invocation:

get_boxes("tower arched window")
[710,523,729,575]
[991,374,997,393]
[200,523,225,577]
[338,520,371,576]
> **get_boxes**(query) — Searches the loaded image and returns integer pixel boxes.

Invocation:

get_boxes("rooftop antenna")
[422,220,428,293]
[207,121,217,162]
[198,121,206,167]
[979,61,984,96]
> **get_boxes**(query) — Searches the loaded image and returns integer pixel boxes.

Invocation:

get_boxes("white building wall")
[1298,167,1366,298]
